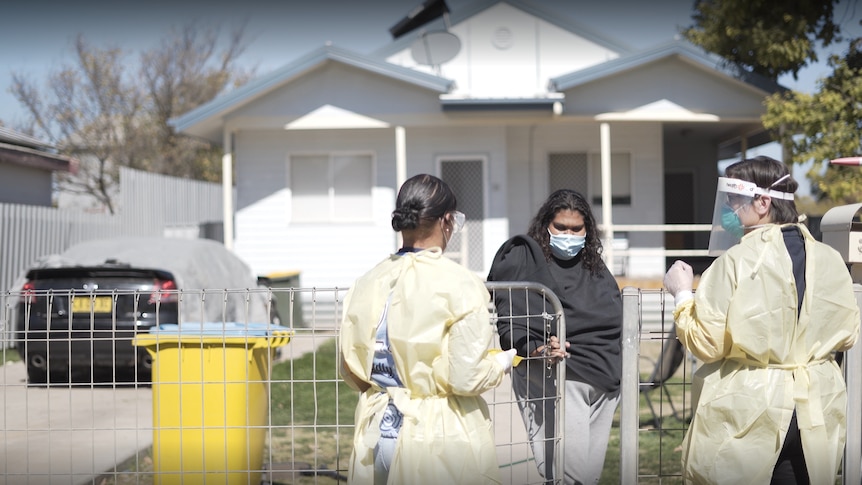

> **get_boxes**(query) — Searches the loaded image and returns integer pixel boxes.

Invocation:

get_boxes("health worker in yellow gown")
[664,156,859,485]
[340,174,517,485]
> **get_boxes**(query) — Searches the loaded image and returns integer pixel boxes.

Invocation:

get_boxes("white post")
[396,126,406,248]
[222,132,234,250]
[396,126,406,190]
[600,123,614,269]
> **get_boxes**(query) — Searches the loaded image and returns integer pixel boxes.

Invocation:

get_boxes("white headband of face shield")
[717,175,795,201]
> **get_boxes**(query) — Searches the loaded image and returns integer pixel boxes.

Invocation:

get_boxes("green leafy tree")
[763,38,862,204]
[10,21,253,213]
[682,0,841,80]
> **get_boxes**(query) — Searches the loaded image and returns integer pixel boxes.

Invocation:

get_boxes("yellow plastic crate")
[134,323,291,485]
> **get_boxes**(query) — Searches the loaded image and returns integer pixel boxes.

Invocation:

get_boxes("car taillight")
[150,278,178,304]
[20,281,36,304]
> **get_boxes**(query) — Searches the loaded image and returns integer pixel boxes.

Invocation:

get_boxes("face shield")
[707,176,794,256]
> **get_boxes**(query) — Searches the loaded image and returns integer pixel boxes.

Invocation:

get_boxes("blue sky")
[2,0,857,125]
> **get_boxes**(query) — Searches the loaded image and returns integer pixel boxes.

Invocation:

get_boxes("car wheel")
[136,350,154,384]
[26,361,48,385]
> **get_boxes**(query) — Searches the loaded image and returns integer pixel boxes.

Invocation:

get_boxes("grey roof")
[549,39,786,94]
[371,0,634,60]
[0,126,75,172]
[0,126,55,151]
[170,44,454,134]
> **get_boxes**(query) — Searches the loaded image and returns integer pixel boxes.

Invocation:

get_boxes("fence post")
[843,285,862,485]
[620,286,640,483]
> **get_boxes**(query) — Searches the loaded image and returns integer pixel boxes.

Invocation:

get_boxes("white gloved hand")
[494,348,518,373]
[663,260,694,307]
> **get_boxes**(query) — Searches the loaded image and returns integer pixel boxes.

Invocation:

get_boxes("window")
[290,153,373,222]
[548,152,631,205]
[589,152,631,205]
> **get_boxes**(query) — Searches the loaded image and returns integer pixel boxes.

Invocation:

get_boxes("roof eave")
[0,142,77,173]
[170,44,453,135]
[549,40,786,94]
[440,95,564,112]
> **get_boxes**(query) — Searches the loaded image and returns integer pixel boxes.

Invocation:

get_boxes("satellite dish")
[411,30,461,66]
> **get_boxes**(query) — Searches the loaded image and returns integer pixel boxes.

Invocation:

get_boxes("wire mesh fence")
[2,285,860,484]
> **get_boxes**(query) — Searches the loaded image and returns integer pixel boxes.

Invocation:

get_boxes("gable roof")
[371,0,634,60]
[0,126,76,173]
[170,44,453,136]
[550,39,785,94]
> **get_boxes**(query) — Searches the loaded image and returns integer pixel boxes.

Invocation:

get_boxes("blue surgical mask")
[548,229,586,260]
[720,204,744,239]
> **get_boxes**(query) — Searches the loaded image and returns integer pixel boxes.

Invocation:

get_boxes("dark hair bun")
[391,202,421,231]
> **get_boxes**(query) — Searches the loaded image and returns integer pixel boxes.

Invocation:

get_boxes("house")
[171,0,782,289]
[0,126,76,207]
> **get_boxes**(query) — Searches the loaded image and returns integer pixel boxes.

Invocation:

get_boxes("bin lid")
[152,322,292,336]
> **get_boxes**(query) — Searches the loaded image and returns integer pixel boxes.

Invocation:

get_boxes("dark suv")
[14,237,276,385]
[16,263,179,383]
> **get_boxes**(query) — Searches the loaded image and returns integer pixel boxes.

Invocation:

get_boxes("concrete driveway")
[0,361,153,485]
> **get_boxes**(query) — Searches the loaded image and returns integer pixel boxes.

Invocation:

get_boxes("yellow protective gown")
[674,224,859,485]
[339,247,508,485]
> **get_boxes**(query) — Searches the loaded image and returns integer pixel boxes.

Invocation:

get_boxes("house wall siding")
[563,56,768,118]
[233,129,398,289]
[0,163,52,206]
[385,2,620,99]
[500,121,666,277]
[234,121,670,284]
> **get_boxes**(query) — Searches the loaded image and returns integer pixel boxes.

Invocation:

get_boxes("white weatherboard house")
[172,0,782,291]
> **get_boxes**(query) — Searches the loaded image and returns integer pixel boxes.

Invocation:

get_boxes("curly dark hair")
[724,156,798,224]
[527,189,604,276]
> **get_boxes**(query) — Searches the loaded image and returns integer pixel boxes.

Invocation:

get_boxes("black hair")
[724,155,798,224]
[391,174,457,233]
[527,189,604,276]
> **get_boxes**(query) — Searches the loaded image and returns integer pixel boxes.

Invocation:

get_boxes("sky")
[1,0,859,192]
[0,0,700,127]
[2,0,858,125]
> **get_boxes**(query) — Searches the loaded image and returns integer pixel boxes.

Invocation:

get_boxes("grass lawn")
[96,338,694,484]
[2,347,21,365]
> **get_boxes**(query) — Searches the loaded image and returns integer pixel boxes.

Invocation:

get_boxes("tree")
[138,21,255,181]
[10,21,253,213]
[682,0,840,80]
[763,37,862,204]
[12,36,142,214]
[684,0,862,207]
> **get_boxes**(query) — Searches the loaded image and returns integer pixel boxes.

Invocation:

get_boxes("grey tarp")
[21,237,272,325]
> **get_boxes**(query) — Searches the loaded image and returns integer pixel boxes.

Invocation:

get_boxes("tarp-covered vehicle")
[14,237,276,384]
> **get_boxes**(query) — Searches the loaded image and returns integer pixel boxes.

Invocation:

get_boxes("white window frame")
[286,151,375,223]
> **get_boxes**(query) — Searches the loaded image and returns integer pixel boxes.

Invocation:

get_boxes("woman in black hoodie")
[487,189,622,485]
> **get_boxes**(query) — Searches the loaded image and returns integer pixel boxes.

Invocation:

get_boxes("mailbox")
[821,202,862,264]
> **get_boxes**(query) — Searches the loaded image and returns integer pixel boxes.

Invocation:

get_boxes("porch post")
[396,126,406,248]
[396,126,406,189]
[222,131,234,250]
[600,122,614,268]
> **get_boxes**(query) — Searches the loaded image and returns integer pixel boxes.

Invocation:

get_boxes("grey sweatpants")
[512,361,621,485]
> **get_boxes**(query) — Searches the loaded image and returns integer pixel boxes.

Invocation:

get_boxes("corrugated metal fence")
[0,168,224,348]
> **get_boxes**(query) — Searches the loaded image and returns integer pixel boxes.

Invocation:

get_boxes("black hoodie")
[487,235,623,392]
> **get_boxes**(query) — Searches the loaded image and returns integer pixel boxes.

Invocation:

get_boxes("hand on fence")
[532,335,569,363]
[664,260,694,307]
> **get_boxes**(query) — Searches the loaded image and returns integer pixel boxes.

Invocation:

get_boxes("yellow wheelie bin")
[133,322,292,485]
